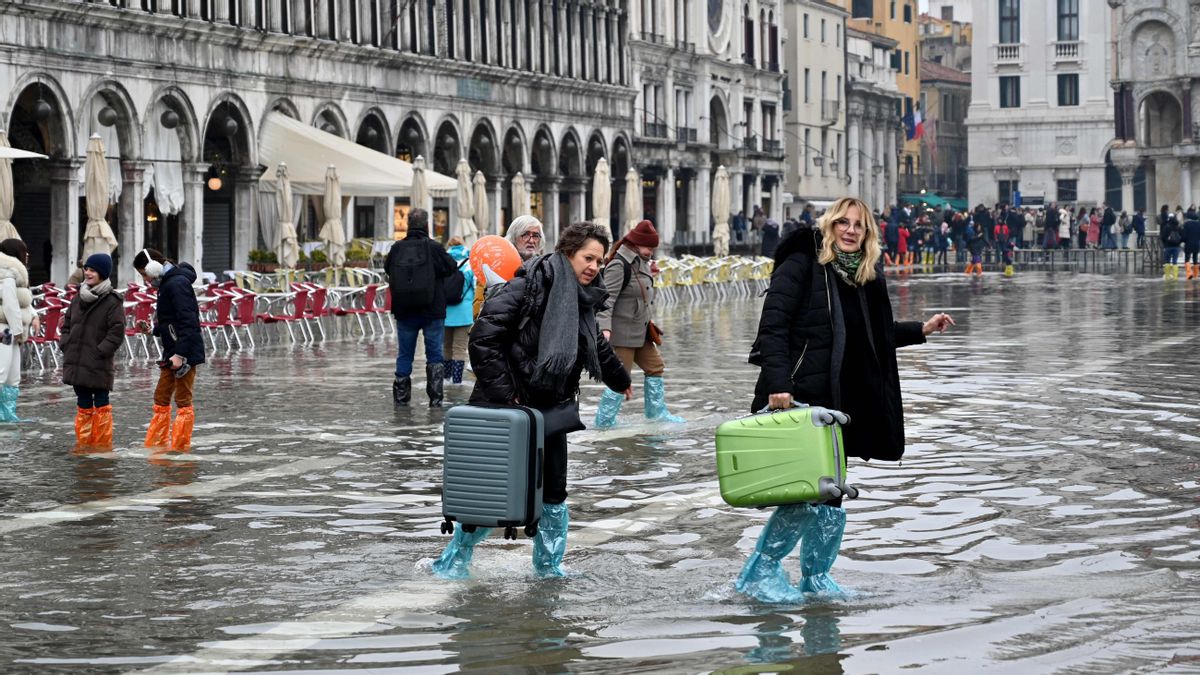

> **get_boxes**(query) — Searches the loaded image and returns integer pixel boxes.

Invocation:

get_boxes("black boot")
[426,363,445,407]
[392,376,411,407]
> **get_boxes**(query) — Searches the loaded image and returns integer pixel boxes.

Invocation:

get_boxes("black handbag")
[540,400,585,436]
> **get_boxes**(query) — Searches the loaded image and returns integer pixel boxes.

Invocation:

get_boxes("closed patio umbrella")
[0,130,21,241]
[592,157,610,229]
[473,170,490,237]
[623,167,641,235]
[276,163,299,268]
[711,165,731,257]
[319,165,346,267]
[511,171,529,218]
[81,135,118,257]
[412,155,429,231]
[452,159,478,245]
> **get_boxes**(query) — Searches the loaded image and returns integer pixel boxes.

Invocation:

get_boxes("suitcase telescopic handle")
[756,405,850,426]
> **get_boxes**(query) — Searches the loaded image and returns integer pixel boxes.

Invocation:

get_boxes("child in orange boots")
[59,254,125,450]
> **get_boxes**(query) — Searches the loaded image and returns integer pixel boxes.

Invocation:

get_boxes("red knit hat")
[625,220,660,248]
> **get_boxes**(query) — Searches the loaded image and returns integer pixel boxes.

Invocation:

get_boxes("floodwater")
[2,270,1200,674]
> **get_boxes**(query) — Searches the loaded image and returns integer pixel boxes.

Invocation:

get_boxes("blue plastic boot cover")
[799,504,847,595]
[735,503,817,604]
[0,385,21,423]
[593,388,624,429]
[643,376,685,423]
[431,523,492,579]
[532,502,569,578]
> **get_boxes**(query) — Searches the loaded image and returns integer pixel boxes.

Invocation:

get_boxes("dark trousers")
[394,316,445,377]
[543,432,569,505]
[74,386,110,409]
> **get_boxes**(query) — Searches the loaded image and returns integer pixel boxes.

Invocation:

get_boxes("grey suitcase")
[440,404,545,540]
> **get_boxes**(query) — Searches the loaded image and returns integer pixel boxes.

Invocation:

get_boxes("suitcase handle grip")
[755,405,850,426]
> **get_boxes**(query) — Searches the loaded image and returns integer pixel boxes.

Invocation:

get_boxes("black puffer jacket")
[153,263,205,366]
[59,289,125,391]
[750,227,925,461]
[469,256,630,409]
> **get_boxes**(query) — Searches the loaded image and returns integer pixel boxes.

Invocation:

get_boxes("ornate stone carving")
[1056,136,1077,156]
[1192,3,1200,42]
[998,137,1017,157]
[1133,21,1176,80]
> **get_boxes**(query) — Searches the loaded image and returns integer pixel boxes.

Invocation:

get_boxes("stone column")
[48,160,82,285]
[375,197,393,239]
[118,161,149,284]
[847,116,861,201]
[488,176,503,234]
[268,0,284,31]
[696,166,711,250]
[1116,164,1136,214]
[1182,158,1194,208]
[180,163,207,273]
[660,168,676,246]
[214,0,230,23]
[885,125,898,207]
[873,125,885,209]
[232,169,259,272]
[1145,161,1158,230]
[752,174,763,214]
[543,179,561,248]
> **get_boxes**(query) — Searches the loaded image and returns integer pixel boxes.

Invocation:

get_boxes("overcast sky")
[919,0,929,10]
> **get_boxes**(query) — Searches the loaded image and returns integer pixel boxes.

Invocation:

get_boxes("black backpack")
[1165,224,1183,246]
[388,241,437,310]
[444,259,468,304]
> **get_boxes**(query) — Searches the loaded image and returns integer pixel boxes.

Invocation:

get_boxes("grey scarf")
[531,253,603,390]
[79,279,113,304]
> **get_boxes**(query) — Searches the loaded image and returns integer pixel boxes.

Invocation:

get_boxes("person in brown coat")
[59,253,125,449]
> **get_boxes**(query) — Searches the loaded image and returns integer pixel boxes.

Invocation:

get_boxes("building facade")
[845,27,903,209]
[919,12,972,72]
[781,0,848,214]
[2,0,638,284]
[967,0,1114,210]
[627,0,788,249]
[836,0,921,196]
[1109,0,1200,217]
[927,0,972,24]
[920,60,970,198]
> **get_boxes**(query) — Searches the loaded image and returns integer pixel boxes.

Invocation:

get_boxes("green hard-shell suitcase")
[715,406,858,507]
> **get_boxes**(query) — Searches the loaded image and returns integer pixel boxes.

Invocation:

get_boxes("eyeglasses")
[832,218,865,232]
[519,231,543,241]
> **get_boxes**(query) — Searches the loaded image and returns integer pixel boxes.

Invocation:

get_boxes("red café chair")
[28,298,66,369]
[256,287,310,342]
[226,290,258,350]
[199,291,235,352]
[124,297,156,361]
[332,284,380,337]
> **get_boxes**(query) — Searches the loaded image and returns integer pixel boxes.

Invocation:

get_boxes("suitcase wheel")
[843,485,860,500]
[440,520,454,535]
[463,524,478,534]
[524,523,539,538]
[504,526,517,540]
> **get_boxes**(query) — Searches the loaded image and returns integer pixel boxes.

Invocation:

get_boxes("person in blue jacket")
[442,237,475,384]
[133,248,205,451]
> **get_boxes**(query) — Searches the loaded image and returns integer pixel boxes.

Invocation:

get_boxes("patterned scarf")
[831,249,865,286]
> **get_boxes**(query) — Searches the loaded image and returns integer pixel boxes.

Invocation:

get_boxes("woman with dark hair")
[738,197,954,603]
[133,248,205,450]
[0,238,37,422]
[432,222,632,579]
[59,253,125,448]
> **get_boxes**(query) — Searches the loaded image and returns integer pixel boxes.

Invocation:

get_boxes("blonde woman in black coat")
[738,197,954,603]
[59,253,125,449]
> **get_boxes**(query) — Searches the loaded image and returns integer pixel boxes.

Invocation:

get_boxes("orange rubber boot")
[1187,262,1196,280]
[169,406,194,451]
[145,404,172,448]
[74,407,96,448]
[964,263,973,276]
[91,404,113,450]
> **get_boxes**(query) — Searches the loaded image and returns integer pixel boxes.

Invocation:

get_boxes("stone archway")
[142,87,201,267]
[396,115,428,161]
[354,110,392,240]
[1141,91,1183,147]
[200,96,256,274]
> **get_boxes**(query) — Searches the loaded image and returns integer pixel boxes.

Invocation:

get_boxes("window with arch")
[743,4,755,66]
[999,0,1020,45]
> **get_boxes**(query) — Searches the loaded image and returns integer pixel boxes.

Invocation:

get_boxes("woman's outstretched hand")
[923,312,956,336]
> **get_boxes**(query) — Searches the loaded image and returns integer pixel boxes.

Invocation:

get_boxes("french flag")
[912,107,924,140]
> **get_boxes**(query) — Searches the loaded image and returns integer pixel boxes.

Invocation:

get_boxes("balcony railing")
[675,40,695,53]
[821,99,840,123]
[763,139,782,155]
[675,127,698,143]
[1053,40,1082,61]
[743,136,758,152]
[995,43,1023,63]
[640,32,664,44]
[643,122,668,139]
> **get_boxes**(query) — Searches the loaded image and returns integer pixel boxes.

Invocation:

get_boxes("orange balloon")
[469,235,523,284]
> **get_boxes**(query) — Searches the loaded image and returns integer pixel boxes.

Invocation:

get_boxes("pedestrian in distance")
[993,219,1014,276]
[1133,209,1147,249]
[432,221,632,579]
[386,207,459,407]
[1086,208,1101,249]
[965,224,986,276]
[1183,213,1200,279]
[442,237,474,385]
[760,218,781,258]
[594,220,685,429]
[737,196,954,603]
[59,253,124,450]
[1058,204,1073,250]
[1162,212,1186,279]
[133,248,205,451]
[1101,203,1118,250]
[1119,211,1132,249]
[0,239,38,423]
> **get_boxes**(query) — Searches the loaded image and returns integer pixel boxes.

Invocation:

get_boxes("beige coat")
[596,245,655,348]
[0,252,34,342]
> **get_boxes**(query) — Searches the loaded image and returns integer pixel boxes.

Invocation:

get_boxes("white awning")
[258,112,456,198]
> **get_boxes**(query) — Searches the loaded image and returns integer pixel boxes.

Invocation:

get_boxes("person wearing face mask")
[0,239,38,422]
[58,253,125,449]
[594,220,685,428]
[432,222,632,579]
[132,248,205,450]
[737,197,955,603]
